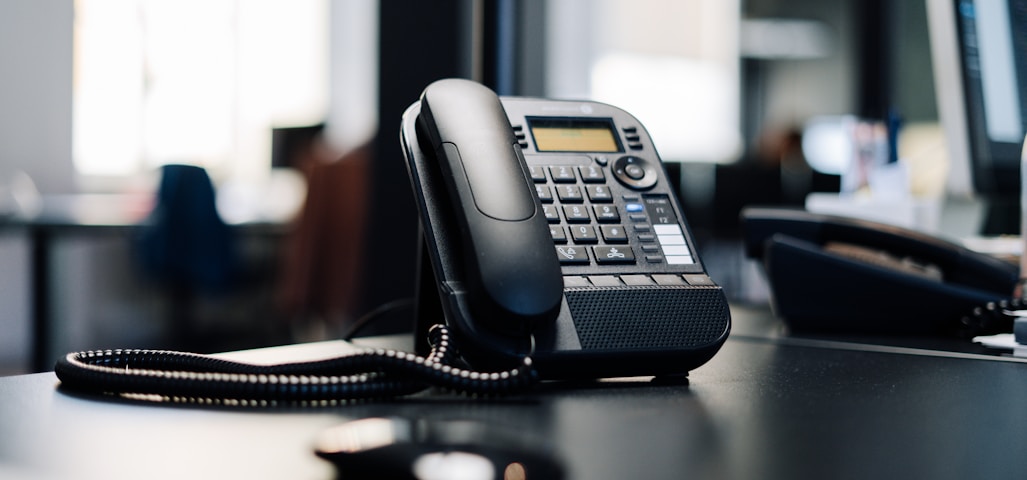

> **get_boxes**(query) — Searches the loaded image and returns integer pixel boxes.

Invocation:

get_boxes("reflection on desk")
[2,308,1027,480]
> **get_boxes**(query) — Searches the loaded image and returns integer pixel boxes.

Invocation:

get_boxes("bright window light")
[73,0,329,184]
[547,0,741,163]
[592,53,741,163]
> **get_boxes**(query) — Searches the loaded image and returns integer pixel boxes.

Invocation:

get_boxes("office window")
[546,0,741,163]
[73,0,330,183]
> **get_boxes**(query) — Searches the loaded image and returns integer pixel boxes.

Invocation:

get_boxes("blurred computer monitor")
[928,0,1027,233]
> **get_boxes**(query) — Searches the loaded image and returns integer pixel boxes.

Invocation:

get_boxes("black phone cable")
[957,297,1025,338]
[54,324,537,406]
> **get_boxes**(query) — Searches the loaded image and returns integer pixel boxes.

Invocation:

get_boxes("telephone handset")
[741,207,1020,337]
[416,80,563,335]
[403,79,730,379]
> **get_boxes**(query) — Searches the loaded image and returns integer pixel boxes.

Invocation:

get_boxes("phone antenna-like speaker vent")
[565,287,729,350]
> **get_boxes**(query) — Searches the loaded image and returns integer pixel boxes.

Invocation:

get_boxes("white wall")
[0,0,75,194]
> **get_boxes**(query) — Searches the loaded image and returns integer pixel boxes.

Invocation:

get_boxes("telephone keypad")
[537,160,695,270]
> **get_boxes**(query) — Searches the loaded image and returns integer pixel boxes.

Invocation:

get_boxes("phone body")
[400,79,730,380]
[741,207,1019,336]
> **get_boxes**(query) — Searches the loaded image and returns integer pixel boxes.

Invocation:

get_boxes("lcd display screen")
[529,118,622,152]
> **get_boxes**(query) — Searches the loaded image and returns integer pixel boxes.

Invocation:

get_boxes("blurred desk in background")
[6,194,291,373]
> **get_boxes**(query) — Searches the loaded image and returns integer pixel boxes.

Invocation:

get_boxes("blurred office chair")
[277,145,370,340]
[136,164,237,350]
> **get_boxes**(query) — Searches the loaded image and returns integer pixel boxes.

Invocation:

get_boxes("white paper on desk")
[973,333,1027,357]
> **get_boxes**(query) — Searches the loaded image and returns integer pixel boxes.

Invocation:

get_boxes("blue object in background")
[137,164,237,294]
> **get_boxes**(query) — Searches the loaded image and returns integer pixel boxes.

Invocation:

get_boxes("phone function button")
[652,274,687,286]
[587,275,622,287]
[593,155,609,166]
[666,256,695,265]
[654,224,686,245]
[621,274,654,286]
[683,274,715,286]
[638,234,657,243]
[621,126,643,149]
[624,164,645,180]
[593,246,635,264]
[625,203,644,213]
[645,255,664,263]
[629,214,648,222]
[555,245,589,264]
[661,245,690,256]
[612,156,656,190]
[644,196,678,224]
[564,275,590,287]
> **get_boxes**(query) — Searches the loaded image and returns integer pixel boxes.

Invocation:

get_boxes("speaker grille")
[565,287,729,350]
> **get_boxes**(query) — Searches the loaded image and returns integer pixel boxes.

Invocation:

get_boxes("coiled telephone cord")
[54,325,537,406]
[958,297,1026,338]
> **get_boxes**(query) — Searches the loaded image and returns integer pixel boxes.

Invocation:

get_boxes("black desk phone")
[741,207,1020,337]
[53,79,729,404]
[401,78,730,379]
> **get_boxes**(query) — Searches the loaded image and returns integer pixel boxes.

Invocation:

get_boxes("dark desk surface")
[2,306,1026,480]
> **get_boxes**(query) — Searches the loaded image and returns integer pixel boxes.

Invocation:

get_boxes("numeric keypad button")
[555,184,584,203]
[593,205,620,223]
[535,185,553,203]
[528,166,547,182]
[578,165,606,183]
[562,205,591,223]
[584,184,613,203]
[542,205,560,223]
[570,225,598,244]
[549,166,576,183]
